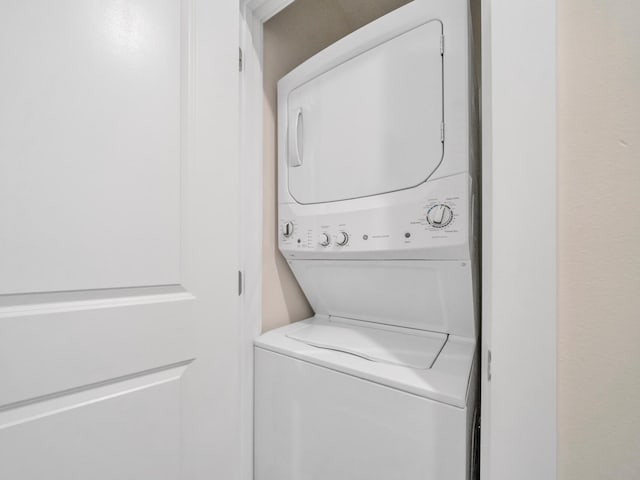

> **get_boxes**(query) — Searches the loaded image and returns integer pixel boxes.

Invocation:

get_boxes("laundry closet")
[255,1,481,479]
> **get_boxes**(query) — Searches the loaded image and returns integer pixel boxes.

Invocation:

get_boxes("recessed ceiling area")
[264,0,412,77]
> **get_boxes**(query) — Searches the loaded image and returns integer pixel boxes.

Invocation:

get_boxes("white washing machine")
[255,1,479,479]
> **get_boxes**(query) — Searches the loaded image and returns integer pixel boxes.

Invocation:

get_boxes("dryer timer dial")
[426,204,453,228]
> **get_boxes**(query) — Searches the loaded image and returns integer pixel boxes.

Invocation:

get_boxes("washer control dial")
[335,231,349,246]
[282,221,294,237]
[319,233,331,247]
[426,204,453,228]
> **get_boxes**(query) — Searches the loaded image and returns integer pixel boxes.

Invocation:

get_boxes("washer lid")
[285,19,444,204]
[286,317,447,369]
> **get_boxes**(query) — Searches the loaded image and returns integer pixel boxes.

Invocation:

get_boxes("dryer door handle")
[288,108,303,167]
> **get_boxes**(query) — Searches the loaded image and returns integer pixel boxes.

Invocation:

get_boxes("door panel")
[0,288,194,406]
[0,367,183,479]
[0,0,182,294]
[0,1,240,479]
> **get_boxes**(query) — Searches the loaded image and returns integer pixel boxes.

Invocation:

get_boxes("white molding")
[237,3,296,478]
[480,1,557,480]
[238,2,269,480]
[0,292,194,318]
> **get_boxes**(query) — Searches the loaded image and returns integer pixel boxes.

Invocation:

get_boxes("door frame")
[479,1,557,479]
[238,1,557,479]
[237,3,273,480]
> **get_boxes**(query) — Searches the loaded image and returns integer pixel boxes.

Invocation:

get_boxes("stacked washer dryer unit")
[255,1,478,479]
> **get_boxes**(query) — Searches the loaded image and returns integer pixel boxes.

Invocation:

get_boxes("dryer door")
[286,20,444,204]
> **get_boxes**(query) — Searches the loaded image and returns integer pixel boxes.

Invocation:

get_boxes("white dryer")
[255,1,479,479]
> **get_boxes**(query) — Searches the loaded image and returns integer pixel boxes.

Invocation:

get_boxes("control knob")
[282,221,294,237]
[319,233,330,247]
[426,204,453,228]
[335,231,349,246]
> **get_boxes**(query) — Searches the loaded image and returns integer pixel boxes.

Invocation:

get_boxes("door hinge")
[440,122,445,142]
[440,34,445,55]
[487,350,492,381]
[238,270,243,296]
[239,47,244,72]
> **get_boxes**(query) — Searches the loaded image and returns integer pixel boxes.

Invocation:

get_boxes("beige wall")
[262,0,411,332]
[558,0,640,478]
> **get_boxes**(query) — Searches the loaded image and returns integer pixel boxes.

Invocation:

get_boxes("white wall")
[558,0,640,478]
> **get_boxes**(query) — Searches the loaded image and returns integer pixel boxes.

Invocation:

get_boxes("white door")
[0,1,240,479]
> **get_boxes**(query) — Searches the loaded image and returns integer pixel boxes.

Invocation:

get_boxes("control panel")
[279,175,473,260]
